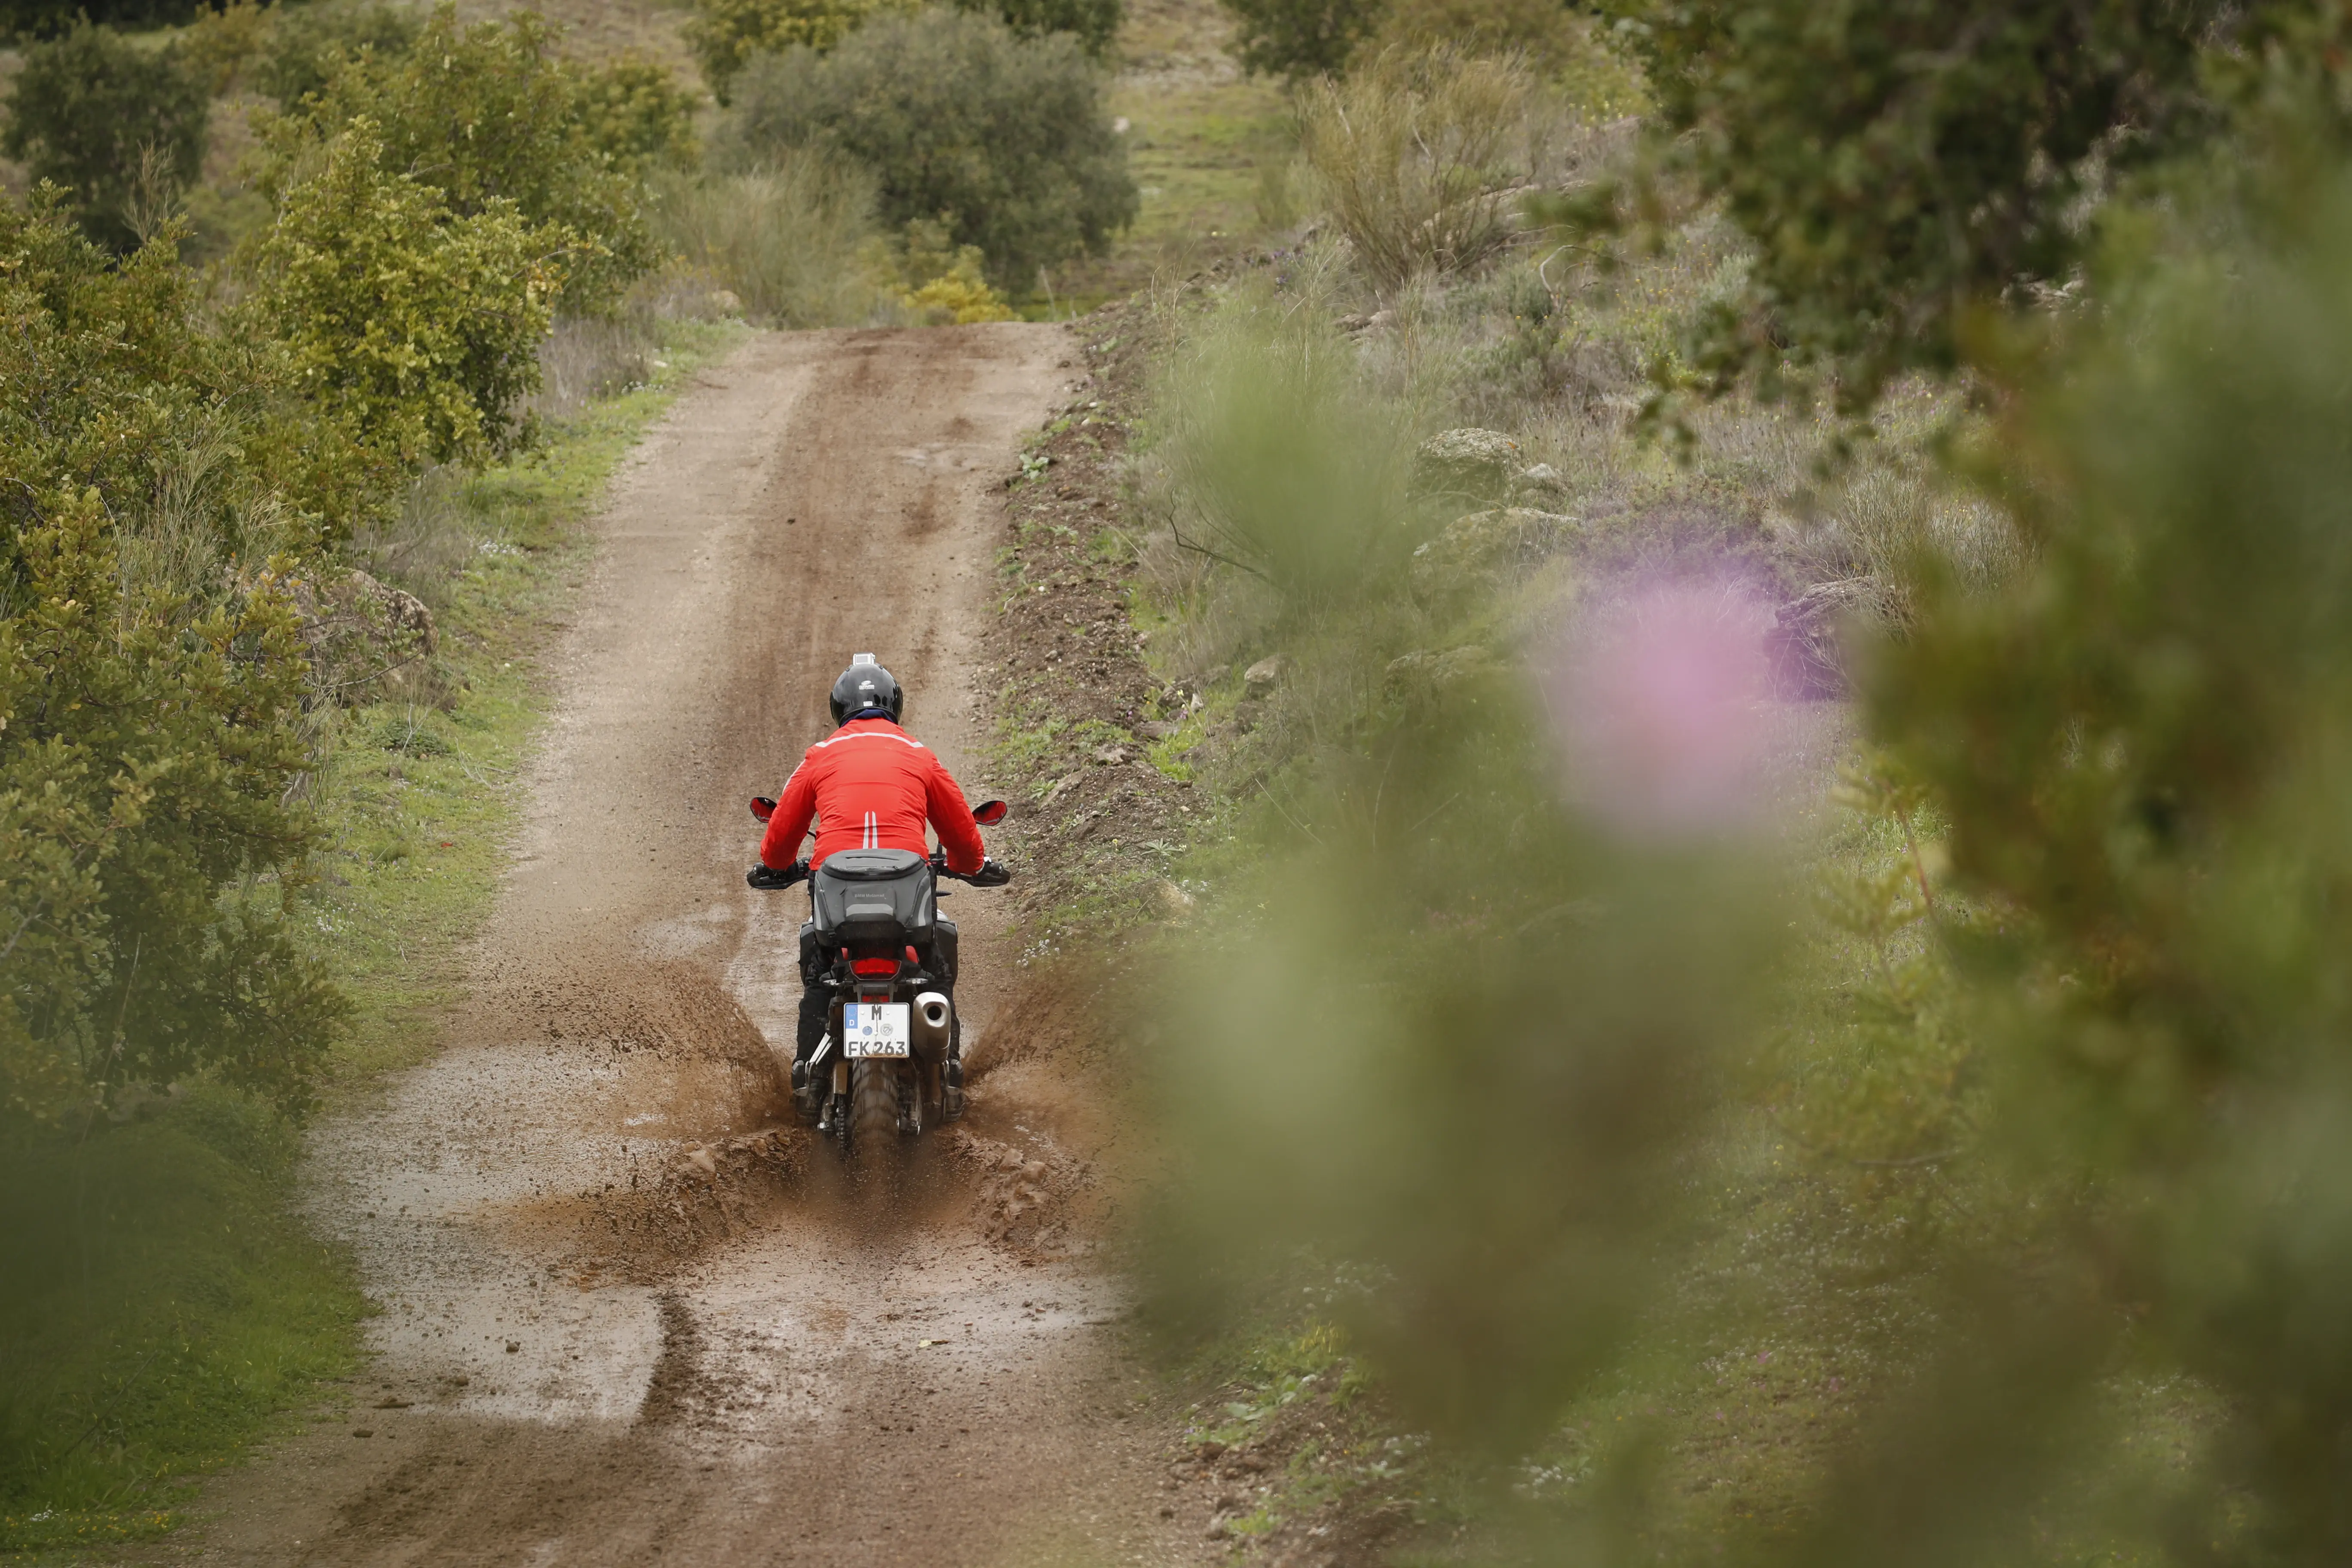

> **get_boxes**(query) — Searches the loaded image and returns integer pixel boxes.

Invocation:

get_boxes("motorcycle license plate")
[843,1003,911,1059]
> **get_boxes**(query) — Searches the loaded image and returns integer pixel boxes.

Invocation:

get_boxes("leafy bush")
[248,119,572,466]
[970,0,1121,55]
[0,197,346,1125]
[685,0,896,101]
[718,6,1136,285]
[261,3,675,312]
[1218,0,1385,79]
[865,217,1017,322]
[689,0,1121,97]
[181,0,273,95]
[1588,0,2255,411]
[573,56,703,173]
[3,0,208,40]
[249,0,421,106]
[0,21,209,252]
[1297,46,1544,289]
[647,155,883,326]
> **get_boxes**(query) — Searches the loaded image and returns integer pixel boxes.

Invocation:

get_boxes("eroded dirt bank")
[160,326,1208,1568]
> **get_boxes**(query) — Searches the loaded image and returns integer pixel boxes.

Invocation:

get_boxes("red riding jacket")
[759,716,987,875]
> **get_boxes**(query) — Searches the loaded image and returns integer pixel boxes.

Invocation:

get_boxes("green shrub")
[689,0,1121,98]
[249,0,421,106]
[260,3,672,312]
[1217,0,1385,79]
[0,21,208,252]
[181,0,272,96]
[969,0,1121,55]
[718,6,1136,286]
[1371,0,1644,105]
[1589,0,2249,412]
[0,197,347,1125]
[685,0,896,102]
[647,154,883,326]
[864,217,1017,322]
[1297,45,1543,289]
[3,0,208,40]
[248,118,572,466]
[573,55,703,173]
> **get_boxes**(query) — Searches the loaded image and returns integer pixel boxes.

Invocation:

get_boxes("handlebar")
[930,848,1013,887]
[744,856,1011,889]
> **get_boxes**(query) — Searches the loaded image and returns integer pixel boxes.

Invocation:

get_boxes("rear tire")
[848,1059,900,1179]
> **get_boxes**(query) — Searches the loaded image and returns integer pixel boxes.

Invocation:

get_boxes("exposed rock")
[1765,576,1899,698]
[346,569,438,655]
[1090,743,1131,766]
[1515,462,1566,499]
[1409,508,1576,594]
[1383,645,1495,698]
[1413,427,1523,497]
[1137,719,1180,741]
[1243,654,1289,699]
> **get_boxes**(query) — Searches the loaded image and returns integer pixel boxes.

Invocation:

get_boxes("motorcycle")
[745,797,1011,1162]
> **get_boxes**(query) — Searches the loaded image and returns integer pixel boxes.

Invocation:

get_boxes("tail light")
[851,957,897,977]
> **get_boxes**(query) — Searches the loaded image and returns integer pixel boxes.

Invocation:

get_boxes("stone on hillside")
[1243,654,1289,698]
[346,569,438,655]
[1764,576,1899,698]
[1409,508,1577,591]
[1384,644,1494,697]
[1413,427,1523,496]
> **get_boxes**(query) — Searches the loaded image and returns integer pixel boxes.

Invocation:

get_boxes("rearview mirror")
[972,799,1008,826]
[750,796,776,823]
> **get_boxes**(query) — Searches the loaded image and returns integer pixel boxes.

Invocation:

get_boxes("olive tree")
[718,6,1136,286]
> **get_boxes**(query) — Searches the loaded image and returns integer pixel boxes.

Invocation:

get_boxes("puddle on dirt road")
[192,328,1208,1568]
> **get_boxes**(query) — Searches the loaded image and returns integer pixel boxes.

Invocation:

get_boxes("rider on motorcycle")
[755,655,1006,1099]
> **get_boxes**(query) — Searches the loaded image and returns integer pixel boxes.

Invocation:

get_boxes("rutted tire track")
[156,327,1210,1568]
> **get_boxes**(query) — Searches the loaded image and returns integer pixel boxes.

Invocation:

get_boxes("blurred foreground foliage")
[0,1086,364,1545]
[1847,159,2352,1566]
[1139,77,2352,1568]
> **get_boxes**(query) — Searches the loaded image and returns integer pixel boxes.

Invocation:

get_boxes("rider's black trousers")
[794,919,958,1063]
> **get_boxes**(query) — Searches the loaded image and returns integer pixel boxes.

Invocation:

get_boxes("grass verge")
[0,313,745,1557]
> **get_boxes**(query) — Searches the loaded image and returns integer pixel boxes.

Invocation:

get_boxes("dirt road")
[173,327,1200,1567]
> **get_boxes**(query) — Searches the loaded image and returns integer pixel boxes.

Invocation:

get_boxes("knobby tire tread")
[849,1059,899,1176]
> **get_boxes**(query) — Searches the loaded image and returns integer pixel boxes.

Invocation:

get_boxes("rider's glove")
[747,861,808,889]
[970,857,1012,888]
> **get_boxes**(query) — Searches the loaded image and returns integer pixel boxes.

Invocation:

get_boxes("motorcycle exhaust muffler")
[911,992,953,1064]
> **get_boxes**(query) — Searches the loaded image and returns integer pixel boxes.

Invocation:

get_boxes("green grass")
[0,314,745,1556]
[1039,0,1293,309]
[307,314,743,1087]
[0,1093,367,1555]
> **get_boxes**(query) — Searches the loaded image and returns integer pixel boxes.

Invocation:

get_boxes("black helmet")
[829,654,904,725]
